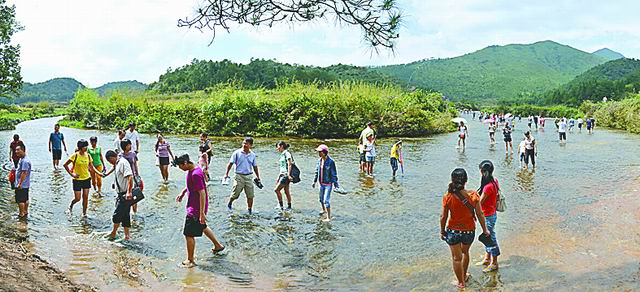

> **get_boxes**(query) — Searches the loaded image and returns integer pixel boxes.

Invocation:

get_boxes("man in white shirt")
[558,118,568,143]
[125,123,141,153]
[102,150,134,240]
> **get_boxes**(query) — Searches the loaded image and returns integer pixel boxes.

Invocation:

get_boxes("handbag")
[8,169,16,190]
[495,182,506,212]
[115,159,145,205]
[289,152,301,184]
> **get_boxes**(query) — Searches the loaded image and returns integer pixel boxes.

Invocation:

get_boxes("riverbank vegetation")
[0,102,64,130]
[580,94,640,133]
[63,82,456,138]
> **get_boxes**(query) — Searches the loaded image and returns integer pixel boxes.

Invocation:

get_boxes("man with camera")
[224,137,262,214]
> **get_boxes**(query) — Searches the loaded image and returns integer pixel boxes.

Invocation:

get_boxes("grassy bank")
[62,82,457,138]
[580,94,640,133]
[0,103,66,130]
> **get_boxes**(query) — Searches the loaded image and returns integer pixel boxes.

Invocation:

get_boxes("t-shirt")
[577,118,584,124]
[69,152,92,181]
[524,138,535,150]
[49,132,64,150]
[279,150,292,174]
[15,156,31,189]
[156,142,170,158]
[124,130,140,152]
[119,151,139,176]
[502,127,512,139]
[114,137,123,153]
[442,190,479,231]
[186,167,208,218]
[229,149,257,175]
[480,179,499,217]
[10,140,25,162]
[518,141,526,153]
[488,125,495,133]
[390,144,400,159]
[365,141,376,158]
[114,158,133,194]
[358,127,375,153]
[458,126,467,135]
[586,119,592,127]
[88,147,103,167]
[558,122,567,133]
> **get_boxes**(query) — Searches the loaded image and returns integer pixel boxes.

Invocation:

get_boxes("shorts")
[52,149,62,160]
[445,228,475,245]
[183,216,207,237]
[15,188,29,203]
[559,132,567,140]
[230,173,255,200]
[366,156,375,163]
[578,123,583,129]
[390,157,398,171]
[278,174,290,185]
[159,156,170,166]
[587,125,592,130]
[72,178,91,191]
[112,195,132,228]
[504,137,512,142]
[359,152,366,163]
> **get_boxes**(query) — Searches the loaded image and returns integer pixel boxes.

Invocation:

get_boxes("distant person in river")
[9,134,25,168]
[224,137,261,214]
[113,130,125,153]
[124,123,141,154]
[577,117,584,133]
[523,131,537,169]
[155,134,174,183]
[533,115,539,129]
[390,140,403,177]
[199,133,213,165]
[457,122,468,149]
[440,168,489,289]
[477,160,501,272]
[517,137,527,168]
[527,116,533,130]
[488,122,496,144]
[103,150,134,240]
[13,145,31,218]
[48,124,67,169]
[198,146,210,182]
[586,117,593,134]
[364,134,376,176]
[358,122,375,172]
[88,136,106,195]
[274,141,293,211]
[175,153,225,268]
[558,118,568,143]
[313,144,339,222]
[502,124,513,154]
[64,139,98,217]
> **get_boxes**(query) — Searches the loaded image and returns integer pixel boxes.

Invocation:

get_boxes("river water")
[0,116,639,291]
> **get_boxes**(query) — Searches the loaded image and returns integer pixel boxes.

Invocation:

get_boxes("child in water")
[517,137,527,169]
[364,134,376,176]
[199,146,210,181]
[389,141,403,177]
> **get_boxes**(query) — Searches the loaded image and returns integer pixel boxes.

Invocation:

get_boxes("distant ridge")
[1,79,147,104]
[592,48,625,60]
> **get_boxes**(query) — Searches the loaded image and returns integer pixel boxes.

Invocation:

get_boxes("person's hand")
[16,183,22,189]
[483,230,490,237]
[126,192,133,200]
[199,214,206,225]
[288,175,293,181]
[440,231,446,241]
[176,194,184,203]
[71,173,79,179]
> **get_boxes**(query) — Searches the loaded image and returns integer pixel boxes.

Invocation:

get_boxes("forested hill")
[592,48,625,61]
[373,40,609,102]
[544,58,640,105]
[148,59,408,93]
[1,78,147,104]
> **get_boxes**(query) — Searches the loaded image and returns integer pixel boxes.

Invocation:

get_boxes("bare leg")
[69,191,81,212]
[449,244,465,287]
[82,188,89,216]
[247,197,253,211]
[18,202,26,217]
[123,227,131,240]
[461,243,472,280]
[284,184,292,207]
[203,227,224,250]
[275,183,284,208]
[109,223,120,239]
[185,236,196,263]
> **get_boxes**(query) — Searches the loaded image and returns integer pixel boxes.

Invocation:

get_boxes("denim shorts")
[445,228,475,245]
[390,157,398,171]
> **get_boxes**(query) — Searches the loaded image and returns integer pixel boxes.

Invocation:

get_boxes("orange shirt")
[443,190,479,231]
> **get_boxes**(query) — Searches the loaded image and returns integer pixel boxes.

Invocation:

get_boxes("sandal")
[483,264,498,272]
[179,260,196,268]
[212,246,225,254]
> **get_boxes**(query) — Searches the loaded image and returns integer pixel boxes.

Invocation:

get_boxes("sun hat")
[315,144,329,152]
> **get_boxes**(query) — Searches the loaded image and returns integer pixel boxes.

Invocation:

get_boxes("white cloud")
[7,0,640,85]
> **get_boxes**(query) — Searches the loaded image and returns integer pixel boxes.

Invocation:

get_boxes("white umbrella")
[483,118,495,124]
[505,113,513,119]
[451,117,467,124]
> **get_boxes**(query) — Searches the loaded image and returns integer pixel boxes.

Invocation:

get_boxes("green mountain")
[374,40,609,103]
[94,80,147,95]
[592,48,625,60]
[544,58,640,105]
[149,58,405,93]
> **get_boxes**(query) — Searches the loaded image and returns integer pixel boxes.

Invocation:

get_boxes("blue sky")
[9,0,640,86]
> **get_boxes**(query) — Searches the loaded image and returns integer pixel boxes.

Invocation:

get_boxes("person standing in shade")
[88,136,106,195]
[48,124,67,169]
[175,154,225,268]
[558,118,568,143]
[389,141,403,177]
[9,134,25,168]
[155,134,174,183]
[440,168,489,289]
[523,131,537,169]
[274,141,293,211]
[102,150,134,240]
[477,160,501,272]
[125,123,141,154]
[502,124,513,154]
[313,144,339,222]
[113,130,125,153]
[358,122,375,172]
[64,139,98,217]
[224,137,261,214]
[13,145,31,218]
[200,133,214,165]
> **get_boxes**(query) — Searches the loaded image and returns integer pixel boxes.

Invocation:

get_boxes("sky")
[9,0,640,86]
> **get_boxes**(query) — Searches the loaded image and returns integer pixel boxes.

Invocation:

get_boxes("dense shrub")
[483,104,583,118]
[63,82,456,138]
[582,95,640,133]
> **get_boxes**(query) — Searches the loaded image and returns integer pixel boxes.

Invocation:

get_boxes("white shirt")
[114,158,133,193]
[114,137,123,153]
[518,141,526,153]
[524,137,535,150]
[558,122,567,133]
[124,130,140,152]
[365,141,376,157]
[577,118,584,124]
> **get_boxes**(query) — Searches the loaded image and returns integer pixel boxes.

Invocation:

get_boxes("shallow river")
[1,116,639,290]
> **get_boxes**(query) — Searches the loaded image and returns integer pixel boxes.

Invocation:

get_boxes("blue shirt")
[229,149,257,175]
[50,132,64,150]
[16,156,32,189]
